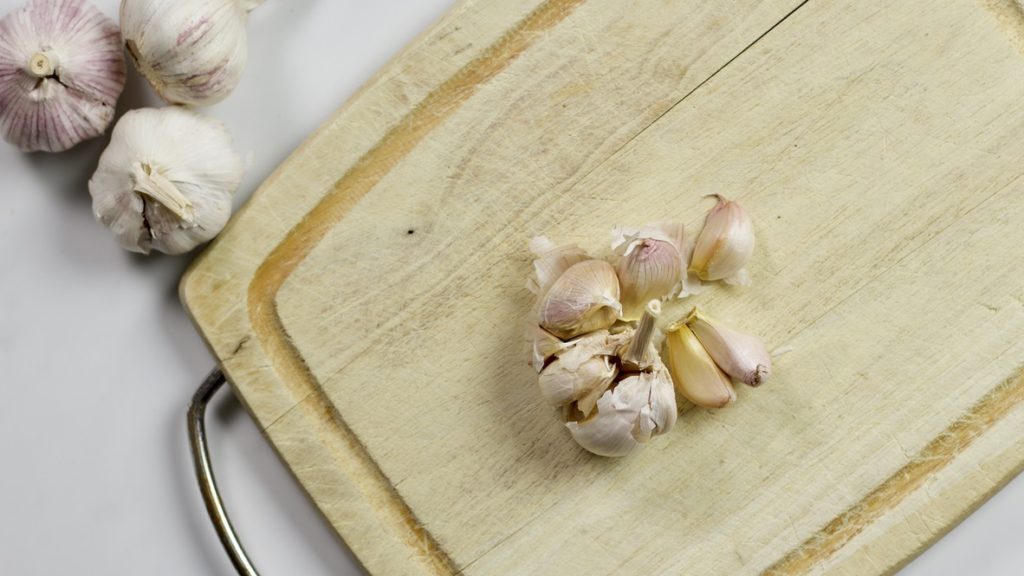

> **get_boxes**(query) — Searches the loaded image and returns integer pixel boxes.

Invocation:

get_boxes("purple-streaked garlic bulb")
[0,0,125,152]
[88,107,243,255]
[120,0,263,106]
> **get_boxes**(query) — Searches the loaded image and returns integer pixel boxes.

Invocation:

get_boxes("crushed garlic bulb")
[88,107,243,255]
[537,259,621,340]
[689,194,754,285]
[686,308,771,387]
[0,0,125,152]
[120,0,262,106]
[664,323,736,408]
[611,224,686,320]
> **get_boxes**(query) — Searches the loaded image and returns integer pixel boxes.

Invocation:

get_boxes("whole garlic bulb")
[89,107,243,255]
[0,0,125,152]
[120,0,263,106]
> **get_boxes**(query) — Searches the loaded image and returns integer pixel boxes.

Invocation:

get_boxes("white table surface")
[0,1,1021,574]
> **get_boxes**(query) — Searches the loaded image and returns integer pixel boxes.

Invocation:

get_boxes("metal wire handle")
[188,368,261,576]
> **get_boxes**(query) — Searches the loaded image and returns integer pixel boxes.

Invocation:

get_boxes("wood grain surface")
[181,0,1024,574]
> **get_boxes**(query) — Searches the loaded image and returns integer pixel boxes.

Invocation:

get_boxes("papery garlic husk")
[689,194,754,284]
[664,323,736,408]
[538,354,616,409]
[0,0,125,152]
[526,236,589,297]
[538,259,621,339]
[530,325,566,373]
[685,308,771,387]
[539,328,633,414]
[612,224,685,320]
[88,107,243,254]
[565,362,676,458]
[120,0,261,106]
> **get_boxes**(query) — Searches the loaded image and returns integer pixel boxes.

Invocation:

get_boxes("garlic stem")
[28,51,57,78]
[131,163,195,224]
[622,300,661,369]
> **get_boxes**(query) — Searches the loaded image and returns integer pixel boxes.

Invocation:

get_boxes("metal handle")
[188,368,261,576]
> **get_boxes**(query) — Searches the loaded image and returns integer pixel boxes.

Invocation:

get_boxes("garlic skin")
[538,259,622,339]
[612,224,685,320]
[538,354,616,409]
[686,308,771,387]
[89,107,243,255]
[664,323,736,408]
[120,0,260,106]
[0,0,125,152]
[530,325,565,373]
[565,364,676,458]
[526,236,589,297]
[689,194,754,284]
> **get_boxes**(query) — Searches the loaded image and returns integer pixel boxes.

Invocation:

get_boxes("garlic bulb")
[0,0,125,152]
[664,323,736,408]
[689,194,754,285]
[565,362,676,458]
[686,308,771,387]
[611,224,686,320]
[537,259,621,339]
[120,0,262,106]
[89,107,243,254]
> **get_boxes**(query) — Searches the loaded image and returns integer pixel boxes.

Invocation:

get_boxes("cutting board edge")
[176,0,1024,573]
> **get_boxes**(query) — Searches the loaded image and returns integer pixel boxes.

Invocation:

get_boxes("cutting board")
[180,0,1024,574]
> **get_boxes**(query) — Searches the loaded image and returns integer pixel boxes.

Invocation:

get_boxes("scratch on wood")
[765,366,1024,575]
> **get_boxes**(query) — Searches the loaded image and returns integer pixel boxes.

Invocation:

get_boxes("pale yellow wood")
[181,0,1024,574]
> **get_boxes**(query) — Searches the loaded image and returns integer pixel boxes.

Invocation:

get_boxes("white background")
[0,1,1021,574]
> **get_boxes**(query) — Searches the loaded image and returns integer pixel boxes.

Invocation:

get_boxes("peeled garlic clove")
[664,324,736,408]
[565,364,676,457]
[526,236,589,297]
[612,224,685,320]
[689,194,754,283]
[0,0,126,152]
[538,354,616,408]
[686,308,771,387]
[120,0,259,106]
[88,107,243,255]
[538,259,621,339]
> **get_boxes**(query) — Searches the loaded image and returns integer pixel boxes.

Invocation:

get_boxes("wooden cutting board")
[180,0,1024,574]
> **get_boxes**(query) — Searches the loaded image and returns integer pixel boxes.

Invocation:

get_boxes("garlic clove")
[538,259,622,339]
[612,224,686,319]
[664,324,736,408]
[686,308,771,387]
[0,0,126,152]
[88,107,243,255]
[526,236,589,297]
[538,354,617,408]
[689,194,755,283]
[565,362,676,457]
[120,0,258,106]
